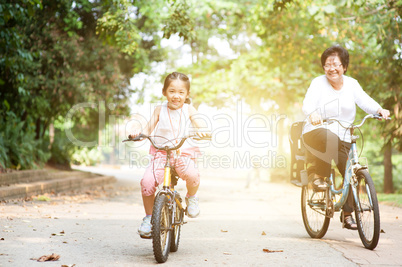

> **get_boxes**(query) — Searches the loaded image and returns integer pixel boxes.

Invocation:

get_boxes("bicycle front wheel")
[170,199,183,252]
[354,170,380,250]
[152,194,172,263]
[301,183,330,238]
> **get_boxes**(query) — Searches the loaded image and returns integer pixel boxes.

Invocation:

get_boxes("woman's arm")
[303,78,323,125]
[353,81,390,119]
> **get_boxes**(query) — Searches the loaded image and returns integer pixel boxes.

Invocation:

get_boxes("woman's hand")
[309,111,322,126]
[377,108,390,120]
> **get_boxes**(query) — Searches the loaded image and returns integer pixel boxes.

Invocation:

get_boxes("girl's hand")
[195,131,211,139]
[309,111,322,126]
[129,130,141,139]
[377,108,390,120]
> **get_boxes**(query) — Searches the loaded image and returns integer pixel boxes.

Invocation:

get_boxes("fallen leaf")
[396,216,398,219]
[220,230,228,233]
[31,253,60,262]
[36,195,51,202]
[261,231,266,235]
[263,249,283,253]
[223,252,231,255]
[51,232,65,236]
[380,229,385,233]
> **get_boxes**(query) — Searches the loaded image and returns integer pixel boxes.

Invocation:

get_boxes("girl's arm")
[130,105,161,137]
[188,105,210,137]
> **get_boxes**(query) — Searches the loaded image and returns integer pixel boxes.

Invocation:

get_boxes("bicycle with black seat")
[289,114,390,250]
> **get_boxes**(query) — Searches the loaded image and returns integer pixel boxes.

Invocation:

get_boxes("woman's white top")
[153,101,194,148]
[302,75,382,142]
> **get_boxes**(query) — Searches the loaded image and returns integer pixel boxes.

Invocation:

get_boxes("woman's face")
[324,55,346,84]
[163,79,189,110]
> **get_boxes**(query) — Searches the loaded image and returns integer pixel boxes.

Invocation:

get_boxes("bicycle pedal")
[138,232,152,239]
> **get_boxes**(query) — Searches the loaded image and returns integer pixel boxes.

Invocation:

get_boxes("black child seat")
[289,121,316,187]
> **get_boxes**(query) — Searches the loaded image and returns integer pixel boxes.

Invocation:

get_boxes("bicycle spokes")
[354,170,380,250]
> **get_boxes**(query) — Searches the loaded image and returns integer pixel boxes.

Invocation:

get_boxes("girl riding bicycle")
[130,72,210,238]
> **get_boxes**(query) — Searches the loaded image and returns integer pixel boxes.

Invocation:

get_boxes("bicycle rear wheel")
[301,182,330,238]
[354,170,380,250]
[170,198,183,252]
[152,194,172,263]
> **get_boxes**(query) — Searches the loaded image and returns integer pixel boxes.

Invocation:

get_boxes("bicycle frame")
[300,113,386,249]
[124,133,209,222]
[328,139,363,213]
[315,114,381,215]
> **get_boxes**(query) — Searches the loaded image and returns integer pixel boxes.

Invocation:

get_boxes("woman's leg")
[336,141,354,214]
[335,141,357,229]
[303,128,341,178]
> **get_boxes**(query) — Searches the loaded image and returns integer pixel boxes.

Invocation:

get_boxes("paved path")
[1,166,401,266]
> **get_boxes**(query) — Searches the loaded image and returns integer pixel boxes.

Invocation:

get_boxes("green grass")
[377,193,402,207]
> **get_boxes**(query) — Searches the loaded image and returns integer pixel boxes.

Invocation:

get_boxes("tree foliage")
[0,0,169,169]
[1,0,401,193]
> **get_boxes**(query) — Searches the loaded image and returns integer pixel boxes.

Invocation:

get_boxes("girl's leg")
[142,194,155,215]
[140,155,166,213]
[138,155,165,238]
[174,156,200,195]
[187,183,199,197]
[175,156,201,218]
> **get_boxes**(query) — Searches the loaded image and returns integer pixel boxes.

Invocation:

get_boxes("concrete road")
[1,166,401,266]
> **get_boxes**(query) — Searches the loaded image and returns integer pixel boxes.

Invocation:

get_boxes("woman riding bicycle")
[302,45,390,230]
[130,72,210,238]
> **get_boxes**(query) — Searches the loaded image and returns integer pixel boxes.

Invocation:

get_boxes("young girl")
[130,72,209,239]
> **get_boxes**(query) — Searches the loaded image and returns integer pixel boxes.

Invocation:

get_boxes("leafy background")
[1,0,401,193]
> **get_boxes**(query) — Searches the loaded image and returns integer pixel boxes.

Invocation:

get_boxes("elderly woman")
[302,45,390,230]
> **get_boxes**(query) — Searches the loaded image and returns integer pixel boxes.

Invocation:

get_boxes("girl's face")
[163,79,189,110]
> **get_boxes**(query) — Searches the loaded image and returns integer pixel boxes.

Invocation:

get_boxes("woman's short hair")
[321,45,349,73]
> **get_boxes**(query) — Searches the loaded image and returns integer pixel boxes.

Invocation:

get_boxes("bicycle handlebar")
[122,133,212,151]
[323,114,390,129]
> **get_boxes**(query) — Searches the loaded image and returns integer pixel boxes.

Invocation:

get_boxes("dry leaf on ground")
[31,253,60,262]
[263,249,283,253]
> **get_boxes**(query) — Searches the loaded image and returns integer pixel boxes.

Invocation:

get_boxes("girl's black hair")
[162,72,191,104]
[321,45,349,73]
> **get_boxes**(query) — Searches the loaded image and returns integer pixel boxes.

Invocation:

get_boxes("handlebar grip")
[321,119,334,124]
[193,136,212,141]
[373,114,391,120]
[192,133,212,141]
[123,133,146,142]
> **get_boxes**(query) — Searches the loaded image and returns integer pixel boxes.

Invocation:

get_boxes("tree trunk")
[383,142,394,193]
